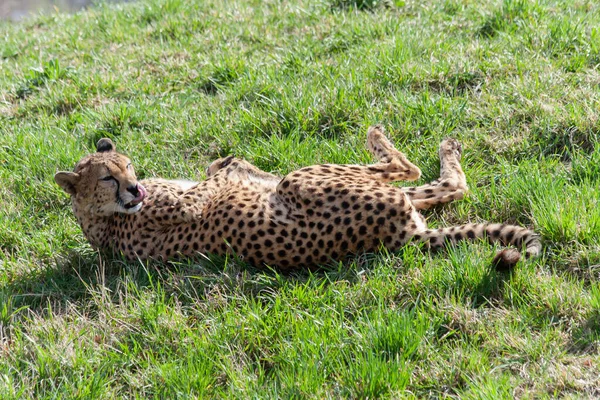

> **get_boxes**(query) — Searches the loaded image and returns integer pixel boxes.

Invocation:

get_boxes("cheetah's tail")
[418,223,541,270]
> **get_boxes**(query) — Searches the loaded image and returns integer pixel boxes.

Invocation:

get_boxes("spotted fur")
[55,126,541,269]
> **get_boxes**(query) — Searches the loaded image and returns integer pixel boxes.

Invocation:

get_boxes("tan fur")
[55,126,541,269]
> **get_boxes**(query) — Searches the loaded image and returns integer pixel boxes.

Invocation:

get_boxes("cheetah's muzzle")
[123,184,147,211]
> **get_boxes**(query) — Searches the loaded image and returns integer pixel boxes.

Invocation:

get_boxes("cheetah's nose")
[128,183,147,205]
[127,185,139,197]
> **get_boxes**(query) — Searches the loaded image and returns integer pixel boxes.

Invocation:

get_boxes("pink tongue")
[130,184,147,205]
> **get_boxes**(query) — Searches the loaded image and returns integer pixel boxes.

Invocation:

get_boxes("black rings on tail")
[417,223,541,270]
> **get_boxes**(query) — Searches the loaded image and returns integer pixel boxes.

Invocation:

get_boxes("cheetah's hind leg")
[402,138,469,210]
[364,125,422,182]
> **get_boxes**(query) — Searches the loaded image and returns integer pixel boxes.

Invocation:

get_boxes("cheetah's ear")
[55,172,81,195]
[96,138,115,153]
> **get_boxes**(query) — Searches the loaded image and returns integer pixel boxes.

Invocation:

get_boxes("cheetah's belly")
[128,180,422,269]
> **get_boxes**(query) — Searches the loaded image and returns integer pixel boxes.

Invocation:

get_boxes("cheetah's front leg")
[206,156,281,189]
[140,179,221,229]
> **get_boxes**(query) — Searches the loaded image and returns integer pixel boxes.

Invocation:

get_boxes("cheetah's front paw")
[206,155,235,177]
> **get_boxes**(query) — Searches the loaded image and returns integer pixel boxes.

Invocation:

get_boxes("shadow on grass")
[568,312,600,355]
[2,244,516,324]
[3,251,128,313]
[330,0,394,12]
[2,248,364,315]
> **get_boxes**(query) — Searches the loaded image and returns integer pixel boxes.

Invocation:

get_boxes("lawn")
[1,0,599,397]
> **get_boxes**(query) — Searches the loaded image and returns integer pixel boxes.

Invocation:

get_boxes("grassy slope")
[1,0,599,397]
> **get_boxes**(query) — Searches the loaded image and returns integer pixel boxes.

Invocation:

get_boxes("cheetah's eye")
[101,176,114,182]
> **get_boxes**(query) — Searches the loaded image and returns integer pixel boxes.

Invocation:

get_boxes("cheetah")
[55,126,541,270]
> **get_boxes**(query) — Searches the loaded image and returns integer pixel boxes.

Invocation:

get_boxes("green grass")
[1,0,599,397]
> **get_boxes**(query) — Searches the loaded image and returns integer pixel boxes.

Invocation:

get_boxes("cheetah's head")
[54,138,147,216]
